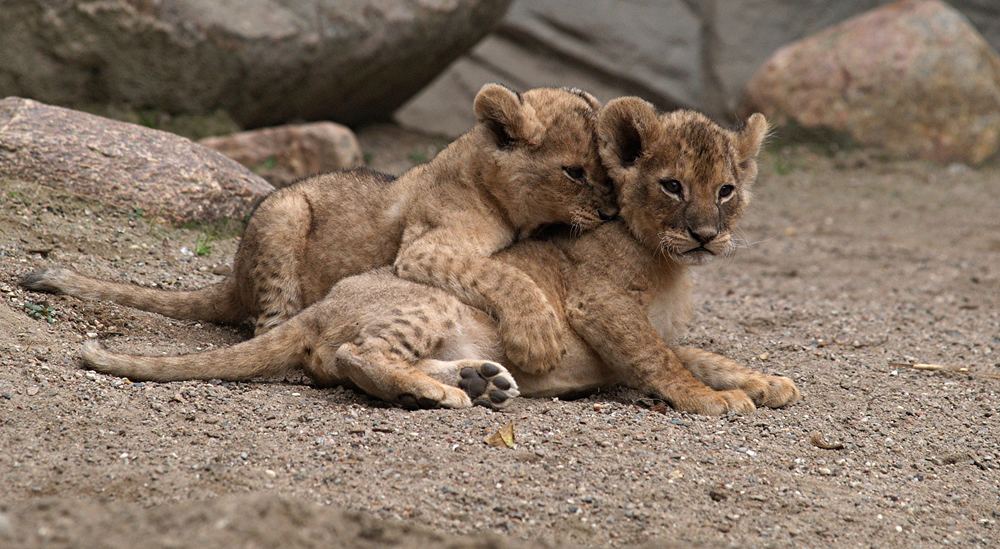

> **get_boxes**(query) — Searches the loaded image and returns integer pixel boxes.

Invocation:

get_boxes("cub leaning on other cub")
[22,84,617,374]
[81,98,801,415]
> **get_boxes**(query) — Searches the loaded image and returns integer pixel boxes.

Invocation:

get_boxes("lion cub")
[22,84,617,373]
[79,99,800,415]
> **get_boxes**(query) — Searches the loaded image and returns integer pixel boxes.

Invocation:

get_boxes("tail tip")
[80,339,106,366]
[20,268,64,293]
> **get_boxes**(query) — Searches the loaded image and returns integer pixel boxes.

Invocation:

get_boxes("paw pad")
[396,393,439,410]
[457,362,519,409]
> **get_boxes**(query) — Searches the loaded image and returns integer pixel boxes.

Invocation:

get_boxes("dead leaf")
[810,431,845,450]
[891,362,970,374]
[484,422,515,449]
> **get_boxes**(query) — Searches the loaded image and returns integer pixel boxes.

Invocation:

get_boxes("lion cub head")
[597,98,769,265]
[471,84,617,232]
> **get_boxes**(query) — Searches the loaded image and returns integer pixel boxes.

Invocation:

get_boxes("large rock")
[744,0,1000,165]
[0,98,274,223]
[0,0,511,128]
[200,123,364,188]
[398,0,1000,136]
[6,494,528,549]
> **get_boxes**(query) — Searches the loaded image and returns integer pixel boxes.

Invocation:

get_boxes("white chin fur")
[674,252,715,266]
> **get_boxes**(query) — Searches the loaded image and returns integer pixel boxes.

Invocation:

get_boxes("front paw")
[666,387,756,416]
[741,374,801,408]
[500,309,566,374]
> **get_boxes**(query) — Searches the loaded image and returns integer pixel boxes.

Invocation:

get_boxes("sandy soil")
[1,138,998,548]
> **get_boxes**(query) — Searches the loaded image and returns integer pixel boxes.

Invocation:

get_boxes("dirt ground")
[1,132,998,548]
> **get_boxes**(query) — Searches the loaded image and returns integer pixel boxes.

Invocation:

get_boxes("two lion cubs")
[23,85,800,414]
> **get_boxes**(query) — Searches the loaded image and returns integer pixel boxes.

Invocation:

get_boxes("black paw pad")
[489,390,509,404]
[397,393,418,410]
[417,397,439,409]
[459,374,488,397]
[492,376,511,391]
[481,362,501,377]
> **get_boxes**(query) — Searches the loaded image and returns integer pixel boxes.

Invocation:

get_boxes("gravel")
[1,140,998,547]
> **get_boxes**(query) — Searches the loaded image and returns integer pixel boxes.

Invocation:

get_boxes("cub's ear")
[596,97,662,174]
[737,113,769,162]
[562,87,602,111]
[473,83,544,148]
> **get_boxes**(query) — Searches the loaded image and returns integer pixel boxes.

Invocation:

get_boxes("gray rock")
[0,0,511,128]
[0,98,274,223]
[744,0,1000,165]
[0,512,10,537]
[200,123,363,188]
[399,0,1000,135]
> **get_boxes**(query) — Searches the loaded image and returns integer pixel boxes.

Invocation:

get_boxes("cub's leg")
[240,192,310,335]
[566,281,755,415]
[313,307,479,409]
[673,347,801,408]
[332,341,472,409]
[418,359,520,409]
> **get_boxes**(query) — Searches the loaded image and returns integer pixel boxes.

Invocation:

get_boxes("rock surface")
[398,0,1000,136]
[201,123,364,188]
[6,494,524,549]
[0,0,511,128]
[0,98,274,223]
[743,0,1000,164]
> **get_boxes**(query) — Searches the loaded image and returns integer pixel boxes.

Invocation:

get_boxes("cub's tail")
[20,267,245,325]
[80,312,314,382]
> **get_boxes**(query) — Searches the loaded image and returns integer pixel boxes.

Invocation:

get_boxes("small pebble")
[818,467,834,476]
[85,332,98,338]
[0,512,11,537]
[709,487,727,502]
[265,469,276,478]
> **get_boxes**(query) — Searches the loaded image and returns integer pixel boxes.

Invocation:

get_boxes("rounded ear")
[597,97,662,173]
[562,86,602,111]
[473,83,544,148]
[738,113,769,161]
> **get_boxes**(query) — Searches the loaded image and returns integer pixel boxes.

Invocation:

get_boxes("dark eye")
[562,166,586,182]
[660,178,683,195]
[718,184,735,199]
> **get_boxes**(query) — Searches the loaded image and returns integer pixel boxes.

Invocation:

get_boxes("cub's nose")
[687,226,718,244]
[598,206,619,221]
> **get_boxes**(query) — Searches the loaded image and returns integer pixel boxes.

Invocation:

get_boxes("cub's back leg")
[417,359,519,409]
[309,304,475,409]
[673,346,801,408]
[239,191,311,335]
[331,341,473,410]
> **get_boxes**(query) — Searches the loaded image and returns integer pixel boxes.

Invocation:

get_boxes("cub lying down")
[82,100,801,415]
[22,85,616,374]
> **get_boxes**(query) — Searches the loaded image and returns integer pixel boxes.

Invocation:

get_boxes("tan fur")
[79,101,800,415]
[23,85,617,373]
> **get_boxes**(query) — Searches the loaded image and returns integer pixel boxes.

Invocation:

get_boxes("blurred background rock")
[400,0,1000,137]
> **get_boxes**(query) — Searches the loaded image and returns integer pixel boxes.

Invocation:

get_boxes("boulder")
[200,123,363,188]
[0,98,274,223]
[0,0,511,128]
[743,0,1000,165]
[398,0,1000,136]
